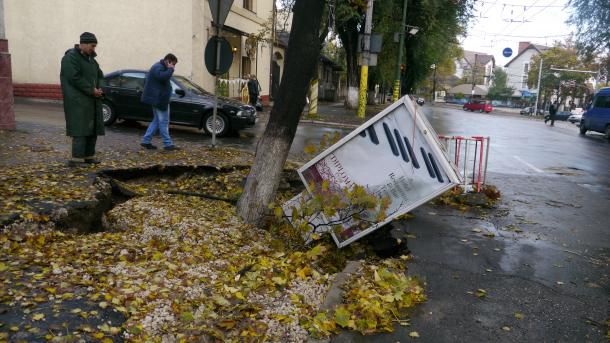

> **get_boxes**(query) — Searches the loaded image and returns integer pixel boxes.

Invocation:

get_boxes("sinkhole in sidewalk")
[53,164,306,234]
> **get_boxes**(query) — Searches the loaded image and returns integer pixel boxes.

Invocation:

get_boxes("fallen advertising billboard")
[287,96,462,248]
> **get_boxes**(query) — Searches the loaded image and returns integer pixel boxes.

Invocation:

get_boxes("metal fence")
[438,135,490,192]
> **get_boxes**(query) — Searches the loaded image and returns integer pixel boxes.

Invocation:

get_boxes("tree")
[332,0,475,93]
[487,68,514,101]
[567,0,610,57]
[236,0,328,225]
[528,43,596,103]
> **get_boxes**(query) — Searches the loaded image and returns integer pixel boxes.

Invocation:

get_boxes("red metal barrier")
[438,135,490,192]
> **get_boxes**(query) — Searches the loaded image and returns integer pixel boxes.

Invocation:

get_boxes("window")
[242,57,251,78]
[105,75,121,87]
[523,63,529,73]
[593,95,610,109]
[170,81,181,94]
[173,76,209,96]
[121,72,146,90]
[243,0,253,11]
[522,75,528,89]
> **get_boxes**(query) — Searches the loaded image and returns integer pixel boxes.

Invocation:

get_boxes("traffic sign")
[208,0,234,27]
[204,36,233,76]
[502,47,513,58]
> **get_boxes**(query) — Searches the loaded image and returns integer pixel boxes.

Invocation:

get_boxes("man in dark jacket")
[247,74,261,107]
[60,32,105,166]
[546,100,558,126]
[140,54,179,150]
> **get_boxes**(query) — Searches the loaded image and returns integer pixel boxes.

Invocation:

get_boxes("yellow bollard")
[392,79,400,102]
[357,65,368,118]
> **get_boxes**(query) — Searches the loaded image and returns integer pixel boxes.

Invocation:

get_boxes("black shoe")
[140,143,157,150]
[164,145,180,151]
[67,160,87,167]
[84,158,101,164]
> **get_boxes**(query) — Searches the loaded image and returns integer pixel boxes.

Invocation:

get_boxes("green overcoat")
[60,47,105,137]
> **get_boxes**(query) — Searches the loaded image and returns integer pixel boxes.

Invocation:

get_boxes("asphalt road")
[334,105,610,342]
[11,99,610,342]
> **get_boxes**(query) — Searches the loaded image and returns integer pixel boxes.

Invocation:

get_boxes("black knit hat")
[80,32,97,44]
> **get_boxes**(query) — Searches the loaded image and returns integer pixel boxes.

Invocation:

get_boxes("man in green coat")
[60,32,105,166]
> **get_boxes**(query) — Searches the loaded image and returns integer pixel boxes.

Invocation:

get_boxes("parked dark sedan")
[100,70,256,136]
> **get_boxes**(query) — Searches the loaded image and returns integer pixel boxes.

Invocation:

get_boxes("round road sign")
[205,36,233,76]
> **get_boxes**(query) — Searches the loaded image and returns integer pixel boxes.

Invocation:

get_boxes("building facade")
[4,0,274,102]
[454,50,495,87]
[504,41,549,97]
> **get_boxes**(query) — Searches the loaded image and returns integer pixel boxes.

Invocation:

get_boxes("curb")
[299,119,360,129]
[307,260,363,343]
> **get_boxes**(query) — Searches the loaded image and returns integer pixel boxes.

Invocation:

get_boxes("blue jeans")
[142,105,173,147]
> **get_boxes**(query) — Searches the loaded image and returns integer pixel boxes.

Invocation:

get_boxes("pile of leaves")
[434,185,501,210]
[312,257,426,337]
[1,192,425,341]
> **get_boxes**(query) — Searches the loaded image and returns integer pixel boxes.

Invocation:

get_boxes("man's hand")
[93,88,104,97]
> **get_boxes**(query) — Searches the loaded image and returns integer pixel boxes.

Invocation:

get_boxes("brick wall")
[13,83,63,100]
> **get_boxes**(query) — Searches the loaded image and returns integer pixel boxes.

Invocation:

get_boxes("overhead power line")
[478,0,564,8]
[469,31,570,38]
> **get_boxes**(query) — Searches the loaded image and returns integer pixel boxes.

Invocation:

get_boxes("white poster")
[296,96,461,247]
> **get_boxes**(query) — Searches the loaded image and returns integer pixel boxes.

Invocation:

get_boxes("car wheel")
[203,112,229,137]
[102,101,117,126]
[579,121,587,135]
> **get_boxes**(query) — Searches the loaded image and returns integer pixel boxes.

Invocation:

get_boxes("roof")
[462,50,495,68]
[597,87,610,95]
[504,43,549,67]
[448,84,489,96]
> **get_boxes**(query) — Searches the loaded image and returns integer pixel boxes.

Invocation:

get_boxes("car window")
[174,76,209,96]
[593,95,610,109]
[170,80,181,93]
[105,75,121,87]
[121,72,146,90]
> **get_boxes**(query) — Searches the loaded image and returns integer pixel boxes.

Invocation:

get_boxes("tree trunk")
[236,0,326,225]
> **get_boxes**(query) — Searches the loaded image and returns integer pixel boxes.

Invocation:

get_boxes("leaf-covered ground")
[1,192,425,341]
[0,147,254,225]
[1,143,426,341]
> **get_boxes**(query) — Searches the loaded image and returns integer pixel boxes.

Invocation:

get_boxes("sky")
[461,0,575,67]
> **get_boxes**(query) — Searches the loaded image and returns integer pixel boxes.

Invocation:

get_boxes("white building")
[4,0,275,102]
[454,50,495,87]
[504,41,549,97]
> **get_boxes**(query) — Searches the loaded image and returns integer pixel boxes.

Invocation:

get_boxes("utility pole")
[357,0,374,118]
[471,53,477,101]
[392,0,408,102]
[534,57,543,116]
[431,63,437,103]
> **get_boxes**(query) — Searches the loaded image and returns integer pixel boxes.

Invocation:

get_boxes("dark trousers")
[249,93,258,106]
[71,136,97,159]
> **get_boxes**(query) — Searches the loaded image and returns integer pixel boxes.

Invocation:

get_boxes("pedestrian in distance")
[545,101,558,126]
[247,74,261,108]
[240,77,250,105]
[140,53,180,151]
[60,32,105,167]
